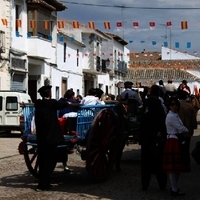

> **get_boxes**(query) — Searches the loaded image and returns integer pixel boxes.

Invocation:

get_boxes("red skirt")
[163,138,190,173]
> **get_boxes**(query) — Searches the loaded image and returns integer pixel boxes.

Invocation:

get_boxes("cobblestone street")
[0,129,200,200]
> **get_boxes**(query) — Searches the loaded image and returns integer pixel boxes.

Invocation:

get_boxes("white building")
[55,31,85,99]
[25,0,66,102]
[1,1,131,101]
[0,0,10,89]
[59,21,130,97]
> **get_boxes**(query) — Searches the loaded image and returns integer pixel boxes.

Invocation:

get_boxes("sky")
[58,0,200,57]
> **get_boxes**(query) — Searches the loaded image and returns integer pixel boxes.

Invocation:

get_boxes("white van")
[0,91,32,134]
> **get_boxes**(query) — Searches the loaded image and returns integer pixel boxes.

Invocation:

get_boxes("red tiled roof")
[126,68,200,87]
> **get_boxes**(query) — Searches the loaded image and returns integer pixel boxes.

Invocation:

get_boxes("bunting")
[104,21,110,29]
[73,21,79,28]
[181,21,188,29]
[152,41,156,45]
[43,20,50,29]
[175,42,180,48]
[133,22,139,29]
[16,19,22,28]
[164,42,168,47]
[57,20,64,29]
[187,42,191,48]
[166,21,172,27]
[149,22,155,30]
[88,21,95,29]
[30,20,36,29]
[59,35,64,42]
[1,19,7,26]
[116,22,122,28]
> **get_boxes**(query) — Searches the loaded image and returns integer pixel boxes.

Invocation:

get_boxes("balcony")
[115,61,127,74]
[27,36,56,60]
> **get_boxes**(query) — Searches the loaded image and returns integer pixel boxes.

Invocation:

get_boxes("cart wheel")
[24,144,39,178]
[86,108,119,182]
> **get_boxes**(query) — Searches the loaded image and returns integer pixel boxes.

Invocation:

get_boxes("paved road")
[0,130,200,200]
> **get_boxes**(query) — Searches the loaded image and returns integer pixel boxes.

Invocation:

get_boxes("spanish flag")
[16,19,22,28]
[104,21,110,29]
[88,21,95,29]
[57,20,64,29]
[30,20,36,29]
[1,19,7,26]
[43,20,50,29]
[73,21,79,28]
[181,21,188,29]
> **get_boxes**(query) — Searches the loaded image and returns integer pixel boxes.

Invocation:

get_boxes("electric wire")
[60,1,200,10]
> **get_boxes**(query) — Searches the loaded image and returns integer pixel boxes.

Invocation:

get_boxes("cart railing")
[76,104,118,140]
[21,103,119,144]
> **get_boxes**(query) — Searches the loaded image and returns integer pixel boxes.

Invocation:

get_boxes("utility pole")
[160,23,172,60]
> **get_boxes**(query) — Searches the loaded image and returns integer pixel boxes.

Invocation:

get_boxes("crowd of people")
[139,79,199,196]
[33,79,199,196]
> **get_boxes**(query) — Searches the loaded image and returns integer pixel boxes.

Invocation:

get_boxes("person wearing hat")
[34,85,74,191]
[120,81,142,105]
[177,80,191,95]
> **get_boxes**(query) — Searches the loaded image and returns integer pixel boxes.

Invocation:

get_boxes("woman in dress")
[163,96,189,196]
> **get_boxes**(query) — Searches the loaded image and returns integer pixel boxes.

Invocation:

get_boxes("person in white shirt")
[81,88,105,105]
[165,79,176,93]
[163,96,189,197]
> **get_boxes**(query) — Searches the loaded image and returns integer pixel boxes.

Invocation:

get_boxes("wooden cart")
[18,101,141,182]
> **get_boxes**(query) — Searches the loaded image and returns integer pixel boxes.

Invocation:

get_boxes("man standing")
[165,79,176,93]
[178,90,197,167]
[35,85,70,191]
[120,81,142,105]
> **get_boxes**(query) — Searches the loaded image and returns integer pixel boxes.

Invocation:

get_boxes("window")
[38,11,51,39]
[64,42,66,62]
[0,97,2,111]
[56,86,59,100]
[6,97,18,111]
[77,49,79,67]
[15,5,20,32]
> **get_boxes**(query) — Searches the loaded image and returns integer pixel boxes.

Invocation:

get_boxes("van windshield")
[6,97,18,111]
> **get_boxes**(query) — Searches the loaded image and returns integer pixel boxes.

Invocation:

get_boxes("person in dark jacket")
[140,85,167,191]
[58,89,78,118]
[35,85,71,191]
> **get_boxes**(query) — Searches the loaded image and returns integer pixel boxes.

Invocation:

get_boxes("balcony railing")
[115,61,127,74]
